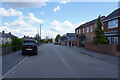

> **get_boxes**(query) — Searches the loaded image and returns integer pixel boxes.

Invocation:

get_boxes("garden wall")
[2,46,18,56]
[85,43,117,55]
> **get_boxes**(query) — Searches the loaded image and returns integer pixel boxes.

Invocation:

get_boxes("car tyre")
[22,52,25,55]
[35,52,37,55]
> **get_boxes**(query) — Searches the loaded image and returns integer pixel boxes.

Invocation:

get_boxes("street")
[3,44,118,78]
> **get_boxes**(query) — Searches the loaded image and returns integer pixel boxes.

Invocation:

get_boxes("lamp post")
[40,24,43,45]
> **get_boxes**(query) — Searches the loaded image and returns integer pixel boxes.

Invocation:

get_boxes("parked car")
[54,42,58,45]
[22,39,38,55]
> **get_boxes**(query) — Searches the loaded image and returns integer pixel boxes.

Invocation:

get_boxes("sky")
[0,1,119,39]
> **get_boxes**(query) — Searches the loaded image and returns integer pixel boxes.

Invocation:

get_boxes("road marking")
[1,56,29,79]
[51,45,79,78]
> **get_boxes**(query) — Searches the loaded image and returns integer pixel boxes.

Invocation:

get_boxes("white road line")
[1,56,29,79]
[51,45,79,78]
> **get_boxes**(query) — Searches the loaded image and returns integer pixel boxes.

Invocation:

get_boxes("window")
[90,25,92,32]
[86,37,89,41]
[76,30,78,34]
[102,23,104,30]
[90,36,92,41]
[102,26,104,30]
[108,19,118,29]
[95,23,97,29]
[87,27,89,33]
[79,29,81,34]
[83,28,84,34]
[108,37,118,44]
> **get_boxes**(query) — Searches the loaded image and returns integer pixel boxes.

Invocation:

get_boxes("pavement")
[64,46,119,66]
[2,50,27,76]
[3,44,118,78]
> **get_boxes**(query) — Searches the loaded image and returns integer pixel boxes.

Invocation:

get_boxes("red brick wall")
[103,18,120,50]
[84,24,95,42]
[85,43,117,55]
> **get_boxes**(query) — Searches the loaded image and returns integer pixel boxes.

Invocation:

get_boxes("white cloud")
[2,0,49,2]
[0,25,38,38]
[50,20,76,35]
[59,0,70,4]
[53,6,60,12]
[28,13,44,23]
[40,11,44,15]
[10,20,31,27]
[3,2,46,9]
[0,8,23,16]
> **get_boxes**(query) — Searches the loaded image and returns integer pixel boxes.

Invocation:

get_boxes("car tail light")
[35,44,37,49]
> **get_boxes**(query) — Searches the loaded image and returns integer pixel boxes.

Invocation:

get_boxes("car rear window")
[24,41,36,45]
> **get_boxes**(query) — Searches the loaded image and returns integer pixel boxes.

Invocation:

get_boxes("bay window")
[108,37,118,44]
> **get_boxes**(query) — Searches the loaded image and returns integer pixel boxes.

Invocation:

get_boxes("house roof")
[22,36,35,39]
[102,8,120,22]
[0,32,18,38]
[66,33,75,37]
[75,16,105,30]
[59,36,67,40]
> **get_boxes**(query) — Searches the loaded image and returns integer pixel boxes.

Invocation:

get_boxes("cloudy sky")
[0,1,118,39]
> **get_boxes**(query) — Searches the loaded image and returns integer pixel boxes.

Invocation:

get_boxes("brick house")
[58,36,67,45]
[75,16,105,47]
[65,33,75,46]
[102,8,120,50]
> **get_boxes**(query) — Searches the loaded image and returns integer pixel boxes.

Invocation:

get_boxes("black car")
[22,40,38,55]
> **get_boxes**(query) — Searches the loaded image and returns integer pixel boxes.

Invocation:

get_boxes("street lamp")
[40,24,43,44]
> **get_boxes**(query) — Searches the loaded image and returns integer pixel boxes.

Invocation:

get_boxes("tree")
[92,15,108,45]
[34,34,40,44]
[55,34,60,42]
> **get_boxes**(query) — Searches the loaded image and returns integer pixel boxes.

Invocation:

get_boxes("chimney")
[2,31,5,33]
[9,32,11,34]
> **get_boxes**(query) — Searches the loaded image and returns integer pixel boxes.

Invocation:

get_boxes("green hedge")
[0,38,24,51]
[12,38,24,51]
[0,43,12,48]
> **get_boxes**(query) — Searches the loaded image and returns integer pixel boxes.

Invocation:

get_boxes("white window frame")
[108,37,118,44]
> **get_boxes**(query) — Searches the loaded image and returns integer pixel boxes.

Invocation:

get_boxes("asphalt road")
[4,44,118,78]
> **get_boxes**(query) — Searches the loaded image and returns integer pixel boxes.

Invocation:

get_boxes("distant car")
[22,39,38,55]
[54,42,58,45]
